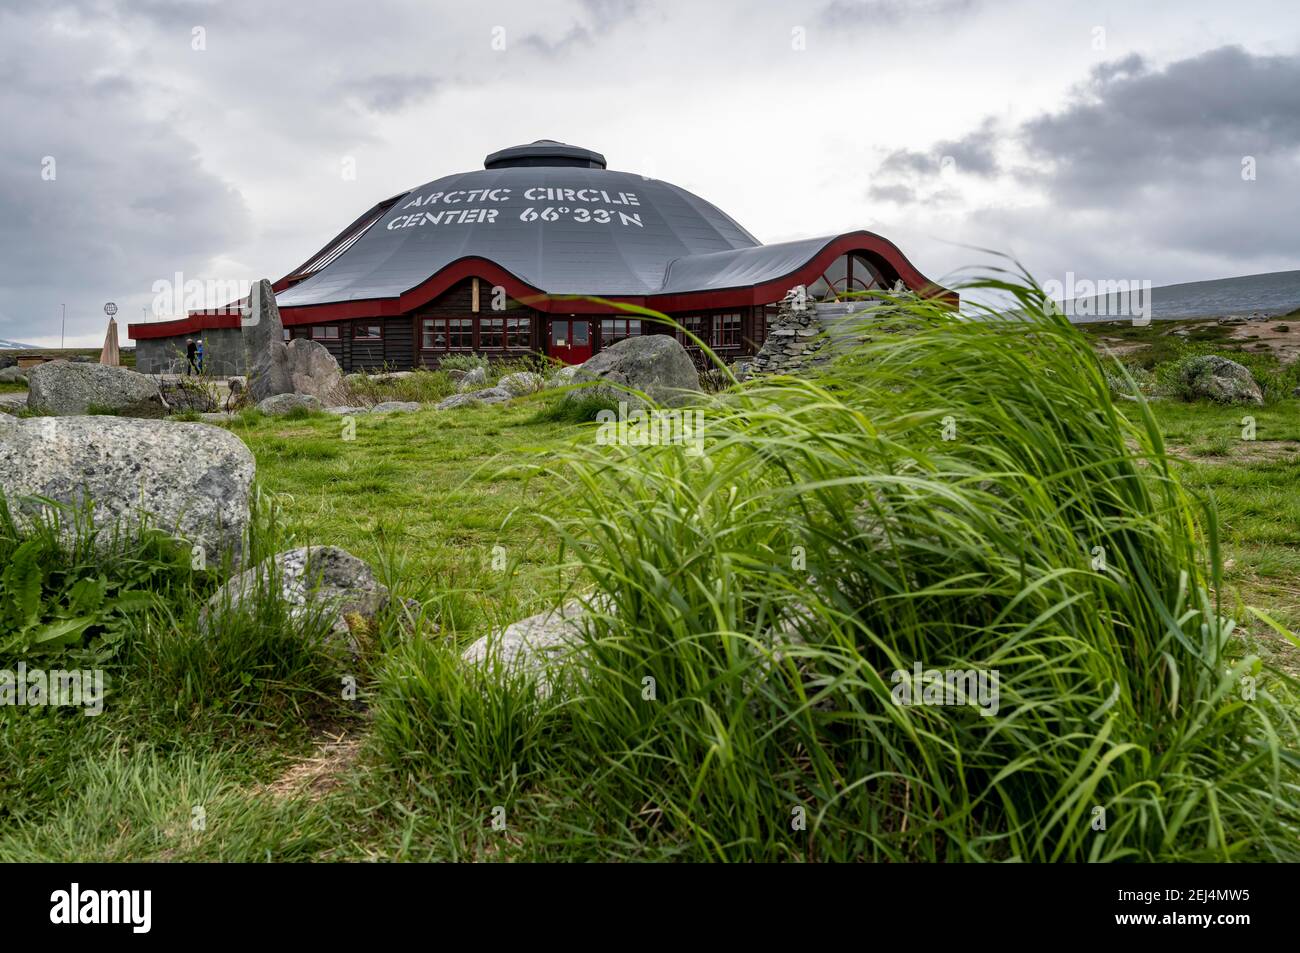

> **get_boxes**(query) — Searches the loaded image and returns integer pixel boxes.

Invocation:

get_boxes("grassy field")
[3,303,1299,862]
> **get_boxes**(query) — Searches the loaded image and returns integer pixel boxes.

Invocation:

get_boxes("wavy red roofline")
[127,231,955,340]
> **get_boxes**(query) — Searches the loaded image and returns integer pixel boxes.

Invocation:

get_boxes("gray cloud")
[344,73,441,114]
[871,45,1300,280]
[1019,46,1300,201]
[868,183,917,203]
[0,4,251,343]
[819,0,978,29]
[878,119,1001,179]
[519,0,645,56]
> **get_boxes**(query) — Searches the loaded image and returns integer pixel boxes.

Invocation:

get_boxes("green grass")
[1081,319,1300,403]
[3,285,1299,862]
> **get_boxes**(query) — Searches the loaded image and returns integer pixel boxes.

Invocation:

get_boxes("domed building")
[130,140,951,373]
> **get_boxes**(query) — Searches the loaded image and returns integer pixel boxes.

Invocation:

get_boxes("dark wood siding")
[382,316,414,369]
[350,321,385,372]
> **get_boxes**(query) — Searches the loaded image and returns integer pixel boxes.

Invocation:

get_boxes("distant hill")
[0,338,40,349]
[1063,269,1300,323]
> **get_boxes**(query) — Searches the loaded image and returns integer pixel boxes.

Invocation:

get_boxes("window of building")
[449,318,473,349]
[311,325,340,340]
[677,315,707,347]
[804,253,890,301]
[282,328,291,341]
[354,323,382,340]
[506,316,531,349]
[421,318,447,350]
[480,317,505,349]
[601,317,641,344]
[715,313,742,347]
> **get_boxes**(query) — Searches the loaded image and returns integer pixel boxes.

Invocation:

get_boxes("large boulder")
[371,401,421,414]
[462,602,587,696]
[242,280,293,402]
[0,366,26,383]
[567,335,700,407]
[0,416,254,558]
[286,337,345,402]
[26,361,165,416]
[242,280,345,403]
[1176,355,1264,405]
[0,354,17,370]
[257,392,322,416]
[203,546,389,652]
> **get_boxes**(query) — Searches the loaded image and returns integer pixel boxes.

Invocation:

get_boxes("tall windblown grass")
[377,275,1299,861]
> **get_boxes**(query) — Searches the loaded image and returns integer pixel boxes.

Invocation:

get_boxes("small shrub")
[528,393,620,424]
[438,354,489,374]
[371,635,560,797]
[345,368,454,406]
[0,497,194,669]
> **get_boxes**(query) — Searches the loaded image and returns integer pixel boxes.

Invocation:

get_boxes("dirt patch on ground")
[262,730,361,803]
[1165,440,1300,464]
[1222,322,1300,364]
[1091,337,1149,358]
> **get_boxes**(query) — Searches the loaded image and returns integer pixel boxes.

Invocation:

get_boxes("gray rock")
[26,361,165,416]
[547,365,581,388]
[457,366,488,392]
[1177,355,1264,405]
[323,405,370,415]
[497,371,545,396]
[0,354,16,370]
[371,400,421,413]
[436,392,480,410]
[242,285,344,403]
[285,337,345,402]
[242,280,294,403]
[204,545,388,653]
[435,386,512,410]
[1217,316,1248,327]
[567,335,700,407]
[257,393,322,415]
[461,601,587,695]
[0,416,254,558]
[0,366,26,383]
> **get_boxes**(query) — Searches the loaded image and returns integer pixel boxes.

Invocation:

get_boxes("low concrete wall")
[135,328,244,376]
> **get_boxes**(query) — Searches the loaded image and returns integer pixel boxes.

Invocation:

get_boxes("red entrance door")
[549,318,593,364]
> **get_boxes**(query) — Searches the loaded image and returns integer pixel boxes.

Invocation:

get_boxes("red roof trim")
[128,230,953,340]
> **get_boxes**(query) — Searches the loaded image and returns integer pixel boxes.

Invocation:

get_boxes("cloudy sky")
[2,0,1298,346]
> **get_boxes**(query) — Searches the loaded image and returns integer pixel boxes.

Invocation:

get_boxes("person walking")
[195,338,205,375]
[185,338,198,376]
